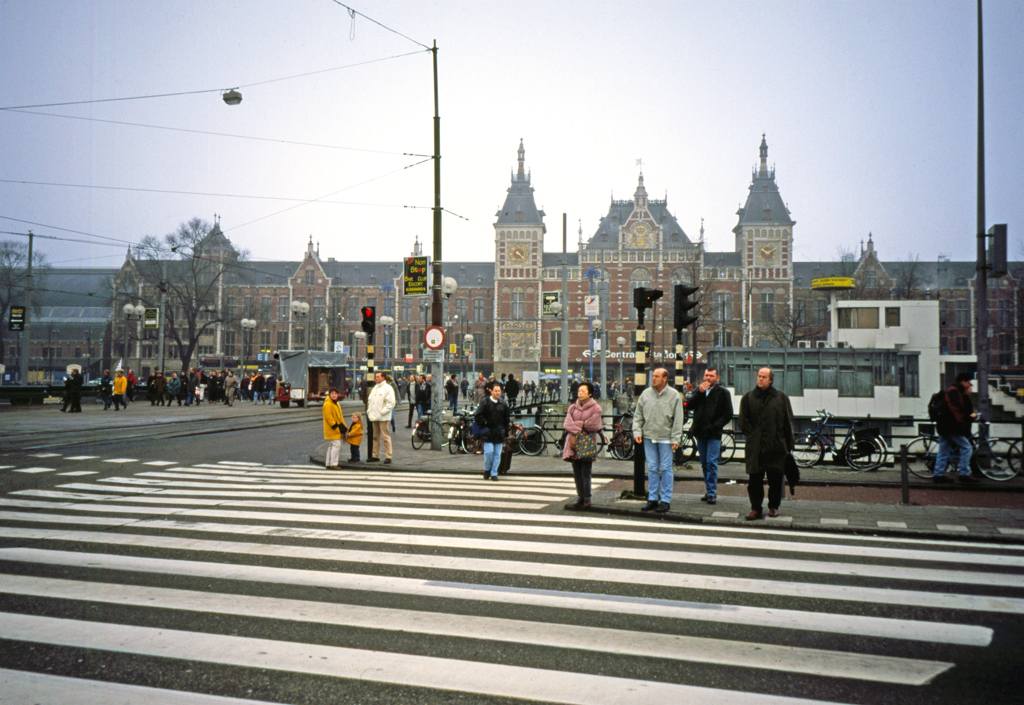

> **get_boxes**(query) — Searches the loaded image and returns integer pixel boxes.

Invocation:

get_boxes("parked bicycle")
[901,416,1021,481]
[411,415,452,450]
[792,408,887,472]
[607,411,636,460]
[447,410,483,455]
[519,407,571,456]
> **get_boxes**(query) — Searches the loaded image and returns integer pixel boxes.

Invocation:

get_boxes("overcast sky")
[1,0,1021,271]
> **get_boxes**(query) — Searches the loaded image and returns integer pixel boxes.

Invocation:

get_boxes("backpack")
[927,390,948,422]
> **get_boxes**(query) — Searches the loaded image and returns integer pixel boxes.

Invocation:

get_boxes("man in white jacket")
[366,371,397,464]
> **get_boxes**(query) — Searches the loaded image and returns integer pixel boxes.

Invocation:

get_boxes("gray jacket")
[632,385,685,443]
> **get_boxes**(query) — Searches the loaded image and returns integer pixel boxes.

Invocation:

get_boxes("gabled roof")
[584,175,692,251]
[733,135,795,231]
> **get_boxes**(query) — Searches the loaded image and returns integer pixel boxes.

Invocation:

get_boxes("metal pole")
[429,41,444,450]
[975,0,991,418]
[19,230,32,384]
[157,261,167,374]
[560,213,569,404]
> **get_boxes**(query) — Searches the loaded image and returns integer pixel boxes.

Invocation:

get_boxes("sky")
[0,0,1022,272]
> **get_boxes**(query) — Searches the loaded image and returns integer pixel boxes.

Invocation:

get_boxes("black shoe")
[367,458,380,463]
[489,475,498,481]
[383,459,392,465]
[655,502,670,513]
[699,494,708,502]
[958,474,981,484]
[483,472,490,480]
[932,475,954,484]
[706,497,716,505]
[640,500,659,512]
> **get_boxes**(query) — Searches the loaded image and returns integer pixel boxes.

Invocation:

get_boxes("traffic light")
[674,284,699,329]
[360,306,376,336]
[632,287,663,327]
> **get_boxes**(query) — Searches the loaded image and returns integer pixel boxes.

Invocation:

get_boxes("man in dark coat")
[933,372,979,484]
[686,366,733,505]
[738,367,794,520]
[505,375,520,407]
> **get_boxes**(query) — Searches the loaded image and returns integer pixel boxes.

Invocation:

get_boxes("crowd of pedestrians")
[79,367,279,411]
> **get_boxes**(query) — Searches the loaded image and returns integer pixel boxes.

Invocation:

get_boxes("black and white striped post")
[631,287,662,496]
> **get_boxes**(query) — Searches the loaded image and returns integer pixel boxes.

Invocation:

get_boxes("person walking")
[405,374,417,428]
[738,367,795,520]
[252,371,265,405]
[223,370,238,406]
[562,380,603,508]
[322,387,346,469]
[505,375,520,407]
[446,374,459,412]
[366,371,396,464]
[933,372,981,484]
[473,372,487,404]
[166,372,182,406]
[153,371,167,406]
[474,380,510,481]
[66,369,83,413]
[686,366,733,505]
[112,370,127,411]
[415,374,431,422]
[100,369,113,410]
[633,368,685,513]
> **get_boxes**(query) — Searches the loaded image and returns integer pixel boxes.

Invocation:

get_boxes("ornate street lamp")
[240,318,256,372]
[617,335,627,390]
[378,315,395,368]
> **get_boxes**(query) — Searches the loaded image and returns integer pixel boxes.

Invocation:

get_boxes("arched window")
[512,286,526,320]
[628,267,652,320]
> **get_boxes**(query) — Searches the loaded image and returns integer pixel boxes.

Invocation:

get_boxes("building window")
[278,299,289,322]
[811,300,828,326]
[473,299,487,323]
[259,331,271,349]
[953,299,970,327]
[864,270,877,288]
[792,299,806,327]
[955,337,970,353]
[225,296,236,318]
[511,288,525,320]
[759,291,775,321]
[549,330,561,357]
[455,298,467,322]
[885,307,901,327]
[346,298,359,321]
[991,299,1012,328]
[838,307,880,329]
[262,297,272,320]
[401,299,413,323]
[713,292,733,323]
[305,269,315,285]
[313,297,325,320]
[399,328,412,358]
[244,296,254,315]
[293,328,305,346]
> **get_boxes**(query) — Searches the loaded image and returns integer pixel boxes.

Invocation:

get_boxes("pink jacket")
[562,398,604,460]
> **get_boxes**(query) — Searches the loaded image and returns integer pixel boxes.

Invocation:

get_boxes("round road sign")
[424,326,445,350]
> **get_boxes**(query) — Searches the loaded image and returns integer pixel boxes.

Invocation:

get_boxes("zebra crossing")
[0,460,1021,703]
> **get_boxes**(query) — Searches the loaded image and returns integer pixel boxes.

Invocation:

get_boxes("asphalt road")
[0,418,1022,704]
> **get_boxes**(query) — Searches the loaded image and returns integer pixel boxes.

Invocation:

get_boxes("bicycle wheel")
[719,431,736,464]
[448,423,462,454]
[463,434,483,455]
[519,427,545,456]
[792,434,824,468]
[844,436,885,472]
[902,436,937,479]
[609,431,628,460]
[507,425,527,455]
[411,422,427,449]
[974,437,1018,481]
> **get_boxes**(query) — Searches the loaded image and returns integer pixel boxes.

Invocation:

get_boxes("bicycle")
[411,415,452,450]
[792,408,887,472]
[607,412,635,460]
[902,417,1021,481]
[447,410,483,455]
[519,407,572,456]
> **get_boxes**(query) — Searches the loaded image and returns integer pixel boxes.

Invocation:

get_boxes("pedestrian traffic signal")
[674,284,699,329]
[360,306,376,336]
[632,287,663,328]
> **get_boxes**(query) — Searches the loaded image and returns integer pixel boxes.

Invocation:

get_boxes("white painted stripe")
[111,518,1024,587]
[188,464,578,484]
[30,453,61,458]
[2,549,991,645]
[937,525,969,532]
[9,504,1022,571]
[820,518,849,526]
[143,461,178,466]
[103,458,139,463]
[0,574,952,685]
[999,528,1024,536]
[45,490,546,510]
[56,471,99,476]
[0,613,844,705]
[878,521,908,529]
[13,467,53,473]
[0,667,285,705]
[215,461,265,466]
[0,466,15,470]
[0,512,136,527]
[1,532,1019,617]
[7,491,126,501]
[63,455,99,460]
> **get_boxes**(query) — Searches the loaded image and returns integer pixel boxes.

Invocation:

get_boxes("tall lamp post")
[435,277,458,446]
[593,319,606,395]
[379,315,395,368]
[122,303,144,372]
[240,318,256,373]
[465,333,475,379]
[290,301,310,353]
[549,300,566,401]
[616,336,627,390]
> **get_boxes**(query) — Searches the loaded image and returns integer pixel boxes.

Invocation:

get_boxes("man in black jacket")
[686,366,733,505]
[933,372,980,484]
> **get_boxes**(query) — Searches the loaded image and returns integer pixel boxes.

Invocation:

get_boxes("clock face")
[508,243,529,265]
[757,244,778,264]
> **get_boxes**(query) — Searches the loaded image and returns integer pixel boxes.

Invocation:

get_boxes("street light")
[240,318,256,373]
[549,300,566,399]
[617,335,627,390]
[440,277,458,383]
[122,303,144,376]
[290,301,310,353]
[464,333,475,378]
[379,315,395,368]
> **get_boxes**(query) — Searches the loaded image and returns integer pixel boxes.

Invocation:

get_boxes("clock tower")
[733,135,796,345]
[493,140,546,375]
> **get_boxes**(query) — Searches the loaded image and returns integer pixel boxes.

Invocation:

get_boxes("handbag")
[575,431,600,461]
[784,452,800,494]
[470,421,487,440]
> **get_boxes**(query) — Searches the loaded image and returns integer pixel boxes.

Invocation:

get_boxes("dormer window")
[305,270,315,285]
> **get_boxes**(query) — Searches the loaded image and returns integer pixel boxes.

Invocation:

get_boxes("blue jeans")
[696,437,721,499]
[934,434,972,476]
[482,441,502,477]
[644,440,675,503]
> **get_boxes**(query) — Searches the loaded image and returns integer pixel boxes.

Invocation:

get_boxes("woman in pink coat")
[562,381,604,508]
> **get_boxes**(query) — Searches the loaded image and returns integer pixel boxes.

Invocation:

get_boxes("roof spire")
[517,138,525,179]
[634,171,648,207]
[759,134,768,176]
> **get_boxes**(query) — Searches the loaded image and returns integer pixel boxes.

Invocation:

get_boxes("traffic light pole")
[631,287,662,497]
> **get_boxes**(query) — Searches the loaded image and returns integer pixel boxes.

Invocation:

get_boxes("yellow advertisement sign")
[811,277,856,290]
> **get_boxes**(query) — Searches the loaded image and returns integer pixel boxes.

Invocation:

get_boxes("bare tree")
[0,239,48,366]
[125,217,248,372]
[891,252,931,299]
